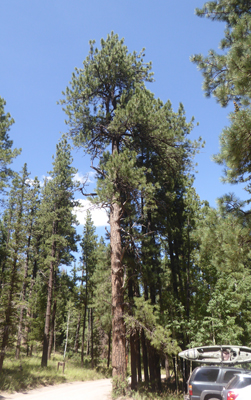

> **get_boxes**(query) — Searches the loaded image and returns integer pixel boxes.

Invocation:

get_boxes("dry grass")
[0,352,111,393]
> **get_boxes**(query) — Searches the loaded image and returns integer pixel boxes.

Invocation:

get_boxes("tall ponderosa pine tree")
[40,138,79,367]
[61,33,198,384]
[61,32,153,382]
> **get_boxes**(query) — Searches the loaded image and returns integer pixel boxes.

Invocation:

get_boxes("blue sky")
[1,0,248,235]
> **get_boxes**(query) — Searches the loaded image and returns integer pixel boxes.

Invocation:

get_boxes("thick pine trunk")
[110,199,126,381]
[110,138,126,382]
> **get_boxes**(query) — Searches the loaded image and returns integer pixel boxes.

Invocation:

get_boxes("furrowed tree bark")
[110,199,126,381]
[110,136,126,381]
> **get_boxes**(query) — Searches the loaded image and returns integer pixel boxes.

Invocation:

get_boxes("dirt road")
[0,379,113,400]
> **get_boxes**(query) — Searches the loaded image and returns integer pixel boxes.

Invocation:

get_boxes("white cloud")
[25,178,36,186]
[40,175,53,187]
[73,199,109,227]
[73,171,95,185]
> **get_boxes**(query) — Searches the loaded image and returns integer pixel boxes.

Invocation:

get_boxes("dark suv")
[186,365,249,400]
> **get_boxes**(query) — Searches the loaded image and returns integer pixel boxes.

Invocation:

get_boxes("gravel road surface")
[0,379,112,400]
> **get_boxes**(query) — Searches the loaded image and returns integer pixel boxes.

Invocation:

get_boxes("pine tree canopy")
[60,32,154,156]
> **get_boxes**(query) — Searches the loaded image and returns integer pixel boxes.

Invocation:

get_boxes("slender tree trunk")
[165,355,170,379]
[54,319,56,356]
[91,308,94,368]
[141,329,149,383]
[48,299,57,359]
[136,330,142,383]
[15,258,29,359]
[64,309,70,359]
[154,349,161,390]
[87,308,90,356]
[25,277,35,356]
[148,344,161,391]
[148,342,155,387]
[16,220,33,359]
[81,301,87,367]
[186,219,191,324]
[107,329,111,368]
[130,333,137,390]
[41,238,55,367]
[74,313,81,353]
[174,356,178,394]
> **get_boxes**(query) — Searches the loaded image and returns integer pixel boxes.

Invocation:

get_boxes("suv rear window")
[223,371,239,383]
[194,369,219,382]
[226,375,251,390]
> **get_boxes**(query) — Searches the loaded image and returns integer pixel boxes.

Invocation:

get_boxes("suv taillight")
[227,391,239,400]
[189,385,192,396]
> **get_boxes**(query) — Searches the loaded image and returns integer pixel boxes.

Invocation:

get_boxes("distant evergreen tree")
[80,210,98,367]
[0,164,30,372]
[0,97,21,196]
[40,138,79,367]
[91,237,112,367]
[15,176,41,359]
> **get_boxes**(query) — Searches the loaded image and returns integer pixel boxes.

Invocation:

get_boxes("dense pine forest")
[2,0,251,396]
